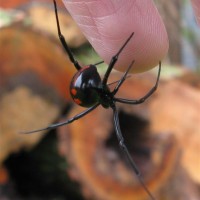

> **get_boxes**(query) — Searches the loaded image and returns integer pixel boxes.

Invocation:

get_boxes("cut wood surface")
[150,79,200,184]
[0,24,75,165]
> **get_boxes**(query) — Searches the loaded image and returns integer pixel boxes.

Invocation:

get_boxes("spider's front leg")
[53,0,81,70]
[102,33,134,86]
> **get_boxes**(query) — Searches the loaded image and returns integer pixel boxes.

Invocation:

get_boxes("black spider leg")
[106,60,133,87]
[114,61,161,104]
[112,60,135,95]
[107,74,131,86]
[21,103,100,134]
[112,105,156,200]
[53,0,81,70]
[102,32,134,86]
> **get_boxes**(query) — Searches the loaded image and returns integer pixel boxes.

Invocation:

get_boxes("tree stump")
[150,79,200,184]
[0,24,75,165]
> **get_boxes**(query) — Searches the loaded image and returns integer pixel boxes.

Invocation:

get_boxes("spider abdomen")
[70,65,102,107]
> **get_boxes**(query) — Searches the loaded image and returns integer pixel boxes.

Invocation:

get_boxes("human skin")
[62,0,199,73]
[191,0,200,26]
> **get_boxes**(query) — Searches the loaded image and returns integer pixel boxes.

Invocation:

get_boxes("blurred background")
[0,0,200,200]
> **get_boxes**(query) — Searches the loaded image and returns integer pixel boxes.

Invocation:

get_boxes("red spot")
[71,88,77,96]
[74,98,82,105]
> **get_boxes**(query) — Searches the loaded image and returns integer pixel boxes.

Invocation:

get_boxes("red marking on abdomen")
[74,98,82,105]
[71,88,77,96]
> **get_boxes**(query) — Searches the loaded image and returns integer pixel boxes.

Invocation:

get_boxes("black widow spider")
[23,0,161,199]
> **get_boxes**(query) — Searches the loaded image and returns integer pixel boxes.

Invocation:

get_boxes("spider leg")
[102,32,134,86]
[107,74,132,86]
[94,60,104,66]
[53,0,81,70]
[114,61,161,104]
[21,103,99,134]
[112,105,155,200]
[112,60,135,96]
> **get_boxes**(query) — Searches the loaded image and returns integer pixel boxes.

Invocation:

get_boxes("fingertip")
[63,0,168,73]
[191,0,200,26]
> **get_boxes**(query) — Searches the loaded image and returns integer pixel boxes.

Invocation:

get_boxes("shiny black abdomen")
[70,65,102,107]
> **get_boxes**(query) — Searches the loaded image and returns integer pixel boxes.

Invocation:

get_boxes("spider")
[23,0,161,199]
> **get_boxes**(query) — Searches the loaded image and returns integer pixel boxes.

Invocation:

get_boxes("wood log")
[150,78,200,184]
[0,24,75,165]
[58,71,179,200]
